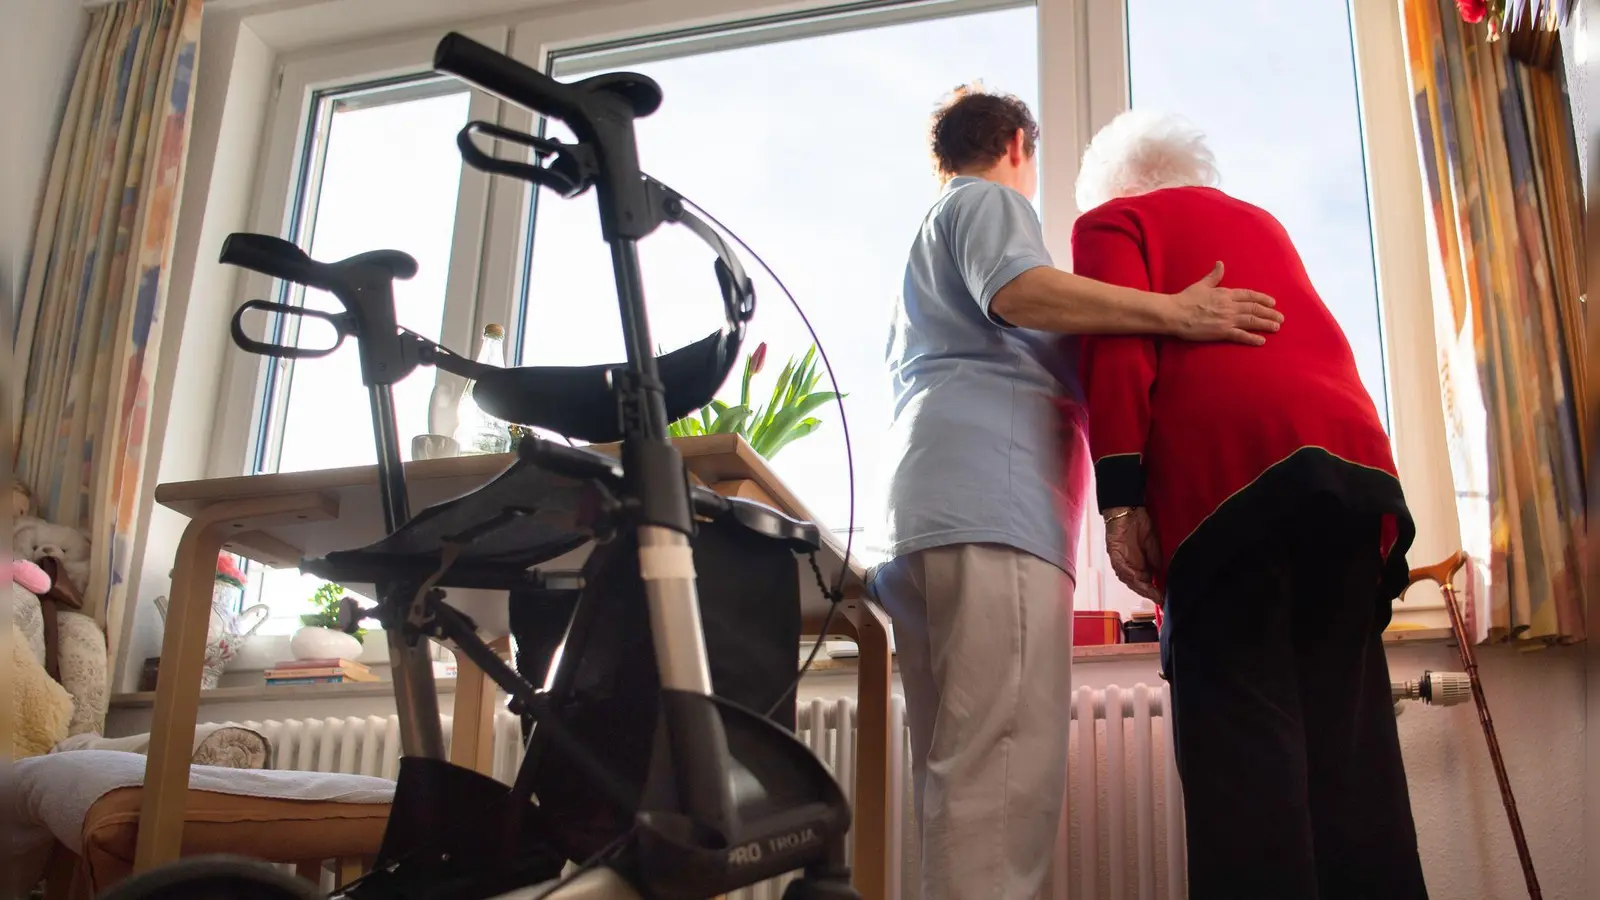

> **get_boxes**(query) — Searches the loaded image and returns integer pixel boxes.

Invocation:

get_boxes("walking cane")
[1407,551,1541,900]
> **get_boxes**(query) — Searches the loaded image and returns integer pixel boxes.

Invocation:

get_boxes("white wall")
[1,0,88,314]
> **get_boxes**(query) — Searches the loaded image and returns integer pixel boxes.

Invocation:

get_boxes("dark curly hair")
[928,84,1039,182]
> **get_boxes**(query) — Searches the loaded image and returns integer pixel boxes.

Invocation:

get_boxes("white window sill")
[111,678,459,709]
[110,628,1454,710]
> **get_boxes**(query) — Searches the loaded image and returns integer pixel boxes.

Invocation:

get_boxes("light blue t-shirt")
[878,176,1086,577]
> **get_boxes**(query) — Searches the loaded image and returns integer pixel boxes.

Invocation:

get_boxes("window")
[1125,0,1389,424]
[208,0,1443,642]
[246,79,475,633]
[257,82,472,475]
[519,3,1040,561]
[1075,0,1392,619]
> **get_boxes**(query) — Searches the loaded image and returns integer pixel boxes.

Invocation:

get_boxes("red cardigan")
[1069,187,1412,597]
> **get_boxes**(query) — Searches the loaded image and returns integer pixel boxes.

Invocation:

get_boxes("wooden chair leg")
[133,492,338,873]
[338,857,366,887]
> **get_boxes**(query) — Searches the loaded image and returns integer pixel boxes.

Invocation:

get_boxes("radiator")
[232,683,1181,900]
[238,712,527,784]
[1055,684,1186,900]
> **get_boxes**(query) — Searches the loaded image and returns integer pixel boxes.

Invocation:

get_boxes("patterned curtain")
[1399,0,1585,645]
[11,0,203,672]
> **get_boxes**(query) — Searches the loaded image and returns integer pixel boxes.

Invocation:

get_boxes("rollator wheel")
[97,856,325,900]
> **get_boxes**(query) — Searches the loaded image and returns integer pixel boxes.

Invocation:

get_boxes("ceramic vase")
[153,584,270,689]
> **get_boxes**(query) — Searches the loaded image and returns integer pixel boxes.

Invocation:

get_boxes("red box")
[1074,610,1123,646]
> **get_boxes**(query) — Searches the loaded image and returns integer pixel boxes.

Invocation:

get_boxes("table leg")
[847,596,894,900]
[134,492,337,872]
[451,636,510,777]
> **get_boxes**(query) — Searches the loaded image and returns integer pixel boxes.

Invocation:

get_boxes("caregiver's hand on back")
[1170,261,1282,346]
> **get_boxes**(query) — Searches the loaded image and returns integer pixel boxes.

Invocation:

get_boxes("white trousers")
[875,543,1075,900]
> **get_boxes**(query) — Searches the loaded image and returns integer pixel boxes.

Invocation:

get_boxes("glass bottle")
[453,323,513,455]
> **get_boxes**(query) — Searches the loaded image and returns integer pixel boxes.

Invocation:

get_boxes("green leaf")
[761,358,797,433]
[711,404,751,434]
[784,346,817,408]
[737,404,761,442]
[740,353,754,409]
[762,417,822,459]
[753,392,836,456]
[800,358,824,395]
[700,406,714,432]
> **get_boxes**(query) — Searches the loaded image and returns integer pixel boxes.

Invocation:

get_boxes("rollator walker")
[107,31,860,900]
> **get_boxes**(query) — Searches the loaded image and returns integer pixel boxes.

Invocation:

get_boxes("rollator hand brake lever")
[229,299,352,360]
[456,120,596,198]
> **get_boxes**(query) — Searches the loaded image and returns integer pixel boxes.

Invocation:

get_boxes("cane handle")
[1408,550,1469,590]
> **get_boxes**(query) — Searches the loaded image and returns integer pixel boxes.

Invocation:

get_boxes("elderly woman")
[1068,111,1428,900]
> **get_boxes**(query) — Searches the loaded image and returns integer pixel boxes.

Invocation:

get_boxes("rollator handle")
[220,233,322,287]
[219,233,421,388]
[433,32,665,241]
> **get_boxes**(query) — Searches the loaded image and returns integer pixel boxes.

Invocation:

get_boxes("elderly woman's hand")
[1104,507,1163,603]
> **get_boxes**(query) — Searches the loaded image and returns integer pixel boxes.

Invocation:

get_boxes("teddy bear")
[13,514,92,604]
[11,496,108,737]
[10,559,75,757]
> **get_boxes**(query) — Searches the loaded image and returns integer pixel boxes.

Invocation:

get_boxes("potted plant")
[291,582,374,661]
[666,342,842,459]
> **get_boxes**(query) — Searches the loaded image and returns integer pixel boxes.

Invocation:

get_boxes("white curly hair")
[1074,110,1220,213]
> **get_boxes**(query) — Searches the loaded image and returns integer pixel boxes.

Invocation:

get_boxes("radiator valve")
[1392,671,1472,708]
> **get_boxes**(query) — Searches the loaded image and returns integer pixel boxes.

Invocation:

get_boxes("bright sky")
[252,0,1385,626]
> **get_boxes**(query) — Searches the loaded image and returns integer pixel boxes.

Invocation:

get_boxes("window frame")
[208,0,1451,623]
[209,26,510,482]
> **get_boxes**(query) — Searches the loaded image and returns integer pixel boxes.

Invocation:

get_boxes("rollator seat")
[470,330,740,444]
[301,437,820,591]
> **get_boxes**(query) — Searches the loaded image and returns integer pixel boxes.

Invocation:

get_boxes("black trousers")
[1162,508,1428,900]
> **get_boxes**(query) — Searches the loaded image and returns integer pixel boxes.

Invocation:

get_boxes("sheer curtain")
[1400,0,1586,644]
[12,0,204,695]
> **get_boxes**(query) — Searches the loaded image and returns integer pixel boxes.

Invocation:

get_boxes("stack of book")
[265,658,378,686]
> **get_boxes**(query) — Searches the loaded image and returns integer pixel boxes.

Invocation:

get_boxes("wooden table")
[137,434,894,900]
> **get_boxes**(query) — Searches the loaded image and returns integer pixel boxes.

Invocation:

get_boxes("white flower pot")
[290,626,363,662]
